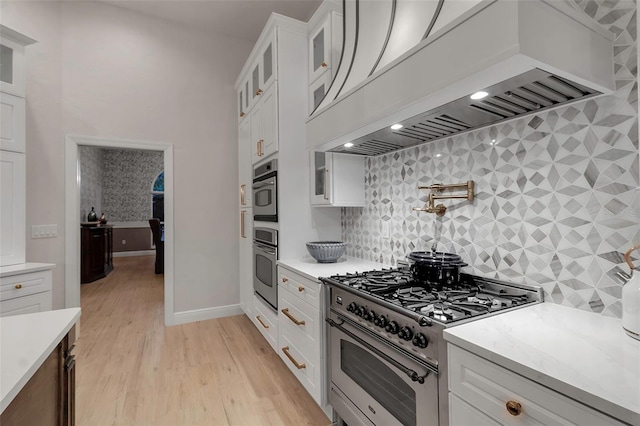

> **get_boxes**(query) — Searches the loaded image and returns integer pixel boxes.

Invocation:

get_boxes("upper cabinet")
[0,26,36,99]
[234,15,307,164]
[310,151,365,207]
[307,2,343,114]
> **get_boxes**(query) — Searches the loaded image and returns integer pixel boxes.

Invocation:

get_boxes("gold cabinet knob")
[298,286,305,292]
[506,400,522,416]
[15,284,22,289]
[321,61,327,68]
[256,88,263,96]
[281,277,288,283]
[240,112,245,117]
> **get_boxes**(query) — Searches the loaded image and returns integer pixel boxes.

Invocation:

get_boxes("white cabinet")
[277,265,327,407]
[310,151,365,207]
[0,267,54,317]
[250,83,278,163]
[308,3,342,114]
[239,208,253,317]
[0,150,25,266]
[249,33,276,113]
[237,77,250,122]
[0,92,26,153]
[238,118,252,207]
[0,26,36,98]
[251,294,278,351]
[448,344,626,426]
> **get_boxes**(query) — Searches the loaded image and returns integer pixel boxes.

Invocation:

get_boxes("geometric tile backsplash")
[343,0,638,317]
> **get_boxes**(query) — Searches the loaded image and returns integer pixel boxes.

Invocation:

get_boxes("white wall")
[2,1,254,313]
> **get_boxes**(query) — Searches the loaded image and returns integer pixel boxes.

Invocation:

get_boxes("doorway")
[64,135,175,326]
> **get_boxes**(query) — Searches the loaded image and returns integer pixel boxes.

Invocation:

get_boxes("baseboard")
[113,250,155,258]
[171,304,244,326]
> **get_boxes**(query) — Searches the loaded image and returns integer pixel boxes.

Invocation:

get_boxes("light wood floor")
[76,256,330,426]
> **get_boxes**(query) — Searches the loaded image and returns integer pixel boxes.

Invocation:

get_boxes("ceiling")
[100,0,323,43]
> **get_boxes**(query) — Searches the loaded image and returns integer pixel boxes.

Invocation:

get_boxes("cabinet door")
[0,150,25,266]
[0,291,52,317]
[238,119,252,207]
[250,61,261,107]
[237,82,246,122]
[260,35,276,91]
[309,70,332,114]
[239,208,253,316]
[310,151,331,205]
[309,15,332,83]
[0,37,28,98]
[250,98,263,164]
[0,92,26,153]
[260,84,278,159]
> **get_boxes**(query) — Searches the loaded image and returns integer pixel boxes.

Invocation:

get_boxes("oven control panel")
[331,287,440,366]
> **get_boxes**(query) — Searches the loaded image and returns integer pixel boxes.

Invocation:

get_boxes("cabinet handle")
[240,112,245,117]
[281,277,288,283]
[259,140,264,156]
[506,400,522,416]
[298,286,305,292]
[256,88,263,96]
[240,210,246,238]
[282,346,306,369]
[256,315,269,329]
[323,168,329,200]
[281,308,305,325]
[15,284,22,289]
[240,184,246,205]
[321,61,327,68]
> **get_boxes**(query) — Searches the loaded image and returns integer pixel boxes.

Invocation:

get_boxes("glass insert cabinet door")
[312,151,331,205]
[0,44,13,85]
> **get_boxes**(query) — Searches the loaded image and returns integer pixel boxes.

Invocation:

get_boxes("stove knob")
[385,321,399,334]
[398,326,413,341]
[374,315,388,328]
[365,310,377,323]
[412,333,429,348]
[356,306,367,318]
[347,302,358,313]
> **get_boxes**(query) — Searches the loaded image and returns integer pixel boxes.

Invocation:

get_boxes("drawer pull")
[506,400,522,416]
[298,286,305,292]
[282,346,306,369]
[15,284,22,289]
[256,315,269,329]
[282,277,288,283]
[281,308,305,325]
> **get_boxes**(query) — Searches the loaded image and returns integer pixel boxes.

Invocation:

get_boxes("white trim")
[65,135,176,326]
[112,250,155,258]
[172,304,244,326]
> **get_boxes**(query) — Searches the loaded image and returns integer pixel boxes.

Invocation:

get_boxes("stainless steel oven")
[327,309,439,426]
[253,227,278,310]
[252,159,277,222]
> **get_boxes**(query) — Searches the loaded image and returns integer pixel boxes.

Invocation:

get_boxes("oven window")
[255,188,272,207]
[341,340,416,426]
[255,254,273,288]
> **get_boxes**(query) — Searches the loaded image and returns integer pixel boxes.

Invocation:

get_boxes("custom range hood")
[306,0,615,156]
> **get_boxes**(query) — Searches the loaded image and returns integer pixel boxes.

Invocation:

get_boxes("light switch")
[382,222,390,239]
[31,224,57,238]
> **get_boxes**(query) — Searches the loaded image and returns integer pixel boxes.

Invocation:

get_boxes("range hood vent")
[308,0,614,157]
[330,68,599,156]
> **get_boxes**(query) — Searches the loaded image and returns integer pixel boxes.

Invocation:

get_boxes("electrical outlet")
[122,240,127,245]
[382,222,390,239]
[31,224,57,238]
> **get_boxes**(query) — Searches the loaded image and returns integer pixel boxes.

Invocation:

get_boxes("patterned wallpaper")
[79,146,104,221]
[102,149,164,222]
[79,147,163,222]
[342,0,638,317]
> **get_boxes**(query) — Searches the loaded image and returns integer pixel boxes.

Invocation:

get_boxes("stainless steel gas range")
[321,267,543,426]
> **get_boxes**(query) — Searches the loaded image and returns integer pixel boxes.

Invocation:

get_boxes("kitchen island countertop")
[1,308,81,413]
[443,302,640,425]
[278,256,390,281]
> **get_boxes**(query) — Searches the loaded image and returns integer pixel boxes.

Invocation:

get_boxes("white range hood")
[306,0,615,155]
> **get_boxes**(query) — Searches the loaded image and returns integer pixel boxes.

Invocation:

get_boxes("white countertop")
[278,256,391,281]
[0,263,55,278]
[443,302,640,425]
[1,308,81,413]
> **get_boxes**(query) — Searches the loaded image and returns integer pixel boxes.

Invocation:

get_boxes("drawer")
[0,291,52,317]
[251,295,278,352]
[450,393,501,426]
[278,288,321,363]
[0,270,52,302]
[278,267,321,308]
[448,345,625,426]
[279,332,322,404]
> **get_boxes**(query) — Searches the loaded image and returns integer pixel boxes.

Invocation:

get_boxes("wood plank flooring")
[76,256,331,426]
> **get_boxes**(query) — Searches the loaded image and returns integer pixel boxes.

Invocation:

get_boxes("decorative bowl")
[306,241,347,263]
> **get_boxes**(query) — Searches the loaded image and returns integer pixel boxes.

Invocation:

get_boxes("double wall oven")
[252,159,277,222]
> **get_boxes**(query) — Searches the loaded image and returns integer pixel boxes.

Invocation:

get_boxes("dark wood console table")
[81,225,113,283]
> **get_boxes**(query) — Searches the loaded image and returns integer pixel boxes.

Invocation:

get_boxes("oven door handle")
[252,181,275,189]
[327,318,433,384]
